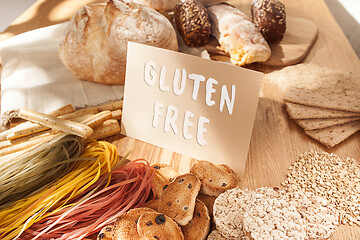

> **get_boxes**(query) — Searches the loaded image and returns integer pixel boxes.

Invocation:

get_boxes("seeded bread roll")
[174,0,211,47]
[158,173,201,226]
[59,0,178,85]
[251,0,286,43]
[137,212,185,240]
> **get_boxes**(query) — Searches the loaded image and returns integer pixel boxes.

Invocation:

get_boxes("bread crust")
[207,3,271,65]
[131,0,180,11]
[59,0,178,85]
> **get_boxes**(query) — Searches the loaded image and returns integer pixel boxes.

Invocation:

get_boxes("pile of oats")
[213,187,338,240]
[282,150,360,226]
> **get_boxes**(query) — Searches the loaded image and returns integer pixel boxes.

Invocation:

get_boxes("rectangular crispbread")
[284,73,360,113]
[286,102,360,119]
[304,121,360,148]
[295,117,360,130]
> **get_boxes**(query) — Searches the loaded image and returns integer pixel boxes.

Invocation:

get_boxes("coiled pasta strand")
[0,140,122,240]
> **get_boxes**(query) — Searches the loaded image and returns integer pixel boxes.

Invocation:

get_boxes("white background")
[0,0,359,57]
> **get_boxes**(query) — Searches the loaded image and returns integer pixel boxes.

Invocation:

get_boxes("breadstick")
[89,119,121,140]
[0,130,55,149]
[1,104,74,141]
[81,111,113,128]
[95,100,123,111]
[60,108,99,120]
[111,109,122,120]
[0,134,54,157]
[18,108,93,139]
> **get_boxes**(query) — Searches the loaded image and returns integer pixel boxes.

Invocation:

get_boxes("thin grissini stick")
[0,130,55,150]
[94,100,123,111]
[68,114,96,123]
[9,119,26,128]
[80,111,113,128]
[0,134,54,157]
[60,108,99,120]
[58,100,122,121]
[89,119,121,140]
[1,101,121,141]
[1,104,75,141]
[18,108,93,139]
[112,109,122,120]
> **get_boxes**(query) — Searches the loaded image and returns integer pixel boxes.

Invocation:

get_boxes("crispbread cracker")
[286,102,360,119]
[305,121,360,148]
[295,117,360,130]
[283,72,360,113]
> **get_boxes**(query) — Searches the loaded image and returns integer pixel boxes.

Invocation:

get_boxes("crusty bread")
[191,160,238,196]
[129,0,226,11]
[158,173,201,226]
[59,0,178,85]
[130,0,180,11]
[137,212,184,240]
[112,207,156,240]
[251,0,286,43]
[142,199,160,211]
[152,163,179,198]
[207,3,271,65]
[181,199,211,240]
[174,0,211,47]
[97,225,114,240]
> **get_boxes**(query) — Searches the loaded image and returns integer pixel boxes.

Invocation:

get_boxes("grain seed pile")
[213,187,338,240]
[282,150,360,227]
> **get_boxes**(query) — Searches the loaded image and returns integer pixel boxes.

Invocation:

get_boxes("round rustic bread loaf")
[251,0,286,43]
[130,0,180,11]
[59,0,178,85]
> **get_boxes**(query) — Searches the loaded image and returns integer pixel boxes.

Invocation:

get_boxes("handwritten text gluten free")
[144,61,236,147]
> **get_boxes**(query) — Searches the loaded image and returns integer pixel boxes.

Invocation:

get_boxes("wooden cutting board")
[205,16,319,67]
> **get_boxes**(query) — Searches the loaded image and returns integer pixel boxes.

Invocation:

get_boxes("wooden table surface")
[1,0,360,239]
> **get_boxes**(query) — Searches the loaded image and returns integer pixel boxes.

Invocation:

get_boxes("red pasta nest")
[20,159,155,240]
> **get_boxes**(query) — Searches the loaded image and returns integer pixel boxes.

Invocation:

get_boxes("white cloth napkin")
[0,22,124,116]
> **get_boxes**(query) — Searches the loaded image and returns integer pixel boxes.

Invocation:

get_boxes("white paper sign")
[121,42,262,175]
